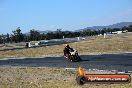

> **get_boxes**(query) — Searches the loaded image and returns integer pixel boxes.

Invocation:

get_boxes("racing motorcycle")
[64,48,82,62]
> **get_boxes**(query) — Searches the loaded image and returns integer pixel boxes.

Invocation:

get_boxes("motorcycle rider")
[63,44,71,58]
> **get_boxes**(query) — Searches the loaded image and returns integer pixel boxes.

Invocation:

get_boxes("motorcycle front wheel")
[69,56,75,62]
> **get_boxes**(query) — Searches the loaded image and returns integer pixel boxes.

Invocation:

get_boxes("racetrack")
[0,53,132,71]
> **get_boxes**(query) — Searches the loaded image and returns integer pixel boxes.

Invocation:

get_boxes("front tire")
[69,56,75,62]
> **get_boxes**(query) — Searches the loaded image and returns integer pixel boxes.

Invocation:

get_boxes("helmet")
[65,44,69,47]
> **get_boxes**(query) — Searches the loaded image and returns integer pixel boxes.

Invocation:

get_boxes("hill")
[80,22,132,31]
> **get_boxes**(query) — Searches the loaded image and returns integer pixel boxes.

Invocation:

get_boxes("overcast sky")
[0,0,132,34]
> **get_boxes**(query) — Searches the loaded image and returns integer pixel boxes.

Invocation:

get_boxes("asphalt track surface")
[0,53,132,71]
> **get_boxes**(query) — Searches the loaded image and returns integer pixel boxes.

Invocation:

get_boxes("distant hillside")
[24,22,132,34]
[80,22,132,31]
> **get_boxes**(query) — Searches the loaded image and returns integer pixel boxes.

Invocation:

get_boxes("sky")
[0,0,132,34]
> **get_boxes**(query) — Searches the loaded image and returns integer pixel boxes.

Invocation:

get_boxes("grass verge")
[0,67,132,88]
[0,33,132,58]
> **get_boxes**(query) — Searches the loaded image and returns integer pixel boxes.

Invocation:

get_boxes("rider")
[64,44,71,58]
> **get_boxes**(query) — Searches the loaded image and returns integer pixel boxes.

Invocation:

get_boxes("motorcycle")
[64,48,82,62]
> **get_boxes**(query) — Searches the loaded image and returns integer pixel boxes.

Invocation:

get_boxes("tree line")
[0,25,132,44]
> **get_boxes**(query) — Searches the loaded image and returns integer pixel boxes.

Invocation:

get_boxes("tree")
[112,28,120,31]
[40,33,46,40]
[23,34,30,42]
[101,29,105,35]
[121,26,127,32]
[128,25,132,32]
[6,33,10,43]
[11,27,24,42]
[30,29,41,41]
[0,35,3,44]
[54,29,63,39]
[0,34,6,44]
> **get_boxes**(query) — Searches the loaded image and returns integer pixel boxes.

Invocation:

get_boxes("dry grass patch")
[0,33,132,58]
[0,67,132,88]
